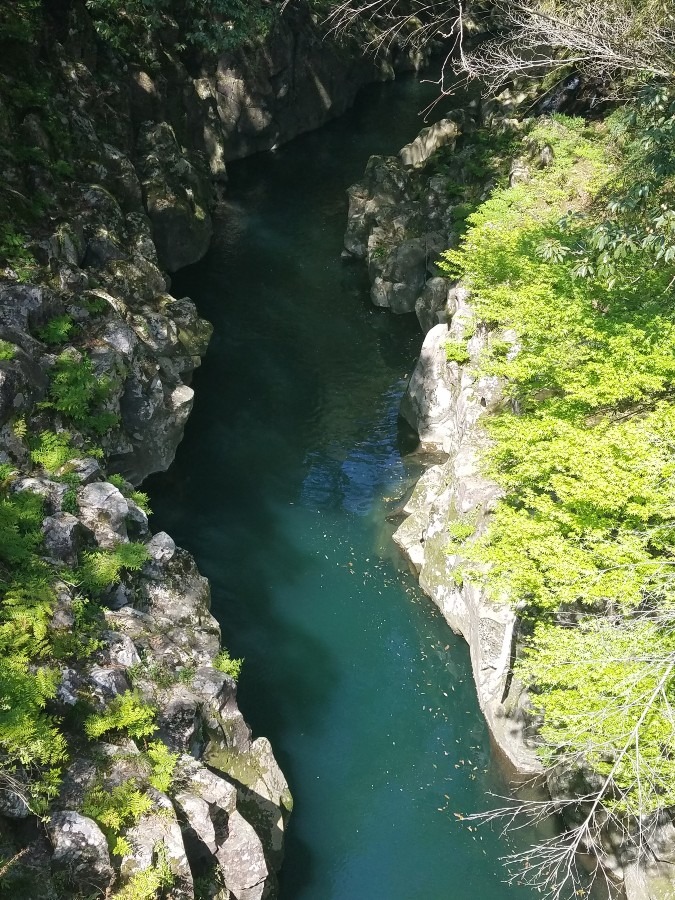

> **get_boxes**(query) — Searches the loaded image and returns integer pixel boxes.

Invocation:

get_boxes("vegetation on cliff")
[439,102,675,894]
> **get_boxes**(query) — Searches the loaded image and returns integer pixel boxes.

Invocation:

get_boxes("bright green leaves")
[213,648,243,681]
[146,740,178,793]
[444,113,675,817]
[78,542,150,597]
[518,618,675,813]
[84,691,157,741]
[83,779,153,854]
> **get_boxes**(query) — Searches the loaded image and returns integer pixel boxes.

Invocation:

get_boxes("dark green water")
[148,74,541,900]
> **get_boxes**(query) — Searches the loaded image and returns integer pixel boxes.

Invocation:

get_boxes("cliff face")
[0,2,409,896]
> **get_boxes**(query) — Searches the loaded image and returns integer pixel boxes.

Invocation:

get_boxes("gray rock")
[43,513,83,566]
[14,476,68,514]
[415,277,453,333]
[399,118,459,168]
[78,481,129,548]
[120,790,193,898]
[394,291,540,775]
[146,531,177,566]
[86,664,130,700]
[137,122,213,272]
[216,810,268,900]
[47,811,113,893]
[104,630,141,668]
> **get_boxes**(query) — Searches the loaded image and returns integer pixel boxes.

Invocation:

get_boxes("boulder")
[120,790,193,898]
[47,811,113,893]
[399,118,459,168]
[42,513,83,566]
[77,481,129,548]
[415,277,454,333]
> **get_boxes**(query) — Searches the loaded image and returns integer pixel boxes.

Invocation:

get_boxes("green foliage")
[84,691,157,741]
[83,780,153,852]
[0,0,41,44]
[61,488,79,516]
[146,741,178,793]
[37,315,74,346]
[213,648,243,681]
[130,491,152,515]
[445,339,470,365]
[442,113,675,814]
[29,431,77,474]
[548,87,675,286]
[11,416,26,440]
[112,847,175,900]
[78,542,150,596]
[0,481,69,809]
[0,225,35,282]
[518,618,675,813]
[107,475,153,515]
[85,0,277,64]
[447,521,475,543]
[441,116,675,620]
[0,341,16,361]
[44,350,118,435]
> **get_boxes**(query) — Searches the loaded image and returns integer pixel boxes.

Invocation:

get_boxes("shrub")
[44,349,118,435]
[213,649,243,681]
[445,339,470,364]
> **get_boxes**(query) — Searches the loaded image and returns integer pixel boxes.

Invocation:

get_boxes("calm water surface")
[148,74,541,900]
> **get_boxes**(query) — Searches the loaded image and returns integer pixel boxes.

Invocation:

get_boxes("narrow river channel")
[147,72,541,900]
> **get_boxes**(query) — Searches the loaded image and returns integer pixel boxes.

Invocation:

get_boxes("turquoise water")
[148,74,541,900]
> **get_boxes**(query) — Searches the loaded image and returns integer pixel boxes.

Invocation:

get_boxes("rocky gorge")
[0,2,430,897]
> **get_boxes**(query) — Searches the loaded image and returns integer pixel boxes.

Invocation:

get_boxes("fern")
[29,431,77,474]
[83,780,153,853]
[43,350,118,434]
[36,315,74,346]
[84,691,157,741]
[78,542,150,596]
[146,741,178,793]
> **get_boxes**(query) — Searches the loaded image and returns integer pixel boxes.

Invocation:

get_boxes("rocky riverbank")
[344,102,675,899]
[0,2,423,897]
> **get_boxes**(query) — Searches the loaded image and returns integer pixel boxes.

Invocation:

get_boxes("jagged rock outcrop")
[47,812,114,893]
[343,124,464,315]
[393,302,539,774]
[0,471,293,898]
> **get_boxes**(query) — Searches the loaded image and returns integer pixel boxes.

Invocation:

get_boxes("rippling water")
[147,72,543,900]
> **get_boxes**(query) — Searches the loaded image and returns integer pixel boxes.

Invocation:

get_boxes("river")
[147,71,541,900]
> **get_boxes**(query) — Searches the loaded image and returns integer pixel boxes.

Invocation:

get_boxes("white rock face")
[399,118,459,168]
[395,294,541,775]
